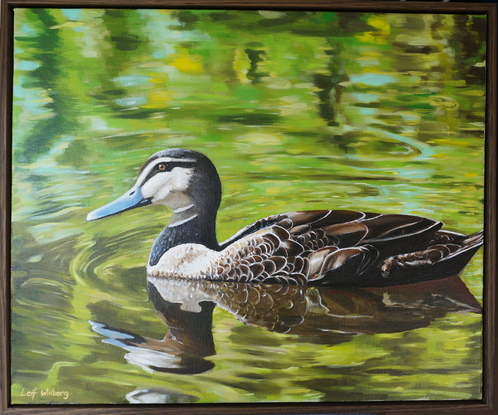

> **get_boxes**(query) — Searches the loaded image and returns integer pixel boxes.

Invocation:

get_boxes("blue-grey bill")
[86,187,151,221]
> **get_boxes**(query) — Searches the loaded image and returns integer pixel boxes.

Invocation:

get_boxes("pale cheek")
[141,175,167,199]
[141,168,193,206]
[155,184,174,202]
[171,168,192,190]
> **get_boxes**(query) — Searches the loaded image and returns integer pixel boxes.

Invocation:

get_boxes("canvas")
[2,2,495,413]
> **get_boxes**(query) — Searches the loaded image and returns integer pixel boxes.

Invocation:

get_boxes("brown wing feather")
[214,210,476,286]
[217,210,435,285]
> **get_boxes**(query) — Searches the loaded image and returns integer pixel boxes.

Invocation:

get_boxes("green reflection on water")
[11,8,485,404]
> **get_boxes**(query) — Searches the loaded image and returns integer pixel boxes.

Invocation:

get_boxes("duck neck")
[170,203,198,228]
[148,203,219,267]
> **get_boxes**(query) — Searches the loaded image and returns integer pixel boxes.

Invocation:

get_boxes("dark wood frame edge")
[0,1,496,414]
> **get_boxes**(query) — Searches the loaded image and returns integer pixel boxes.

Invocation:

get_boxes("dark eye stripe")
[139,161,195,187]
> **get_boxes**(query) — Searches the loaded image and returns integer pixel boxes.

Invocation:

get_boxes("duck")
[87,148,483,287]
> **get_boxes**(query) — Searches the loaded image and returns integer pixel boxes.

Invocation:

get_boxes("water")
[11,8,485,405]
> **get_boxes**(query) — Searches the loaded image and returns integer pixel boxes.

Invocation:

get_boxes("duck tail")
[463,230,484,248]
[377,229,484,286]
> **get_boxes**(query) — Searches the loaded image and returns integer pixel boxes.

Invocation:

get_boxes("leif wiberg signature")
[20,387,70,401]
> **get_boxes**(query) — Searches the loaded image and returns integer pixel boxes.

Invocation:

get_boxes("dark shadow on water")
[90,295,216,376]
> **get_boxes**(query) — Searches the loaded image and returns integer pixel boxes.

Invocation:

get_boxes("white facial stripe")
[134,156,197,187]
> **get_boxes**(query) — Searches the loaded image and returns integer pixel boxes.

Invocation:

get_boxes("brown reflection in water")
[92,275,480,376]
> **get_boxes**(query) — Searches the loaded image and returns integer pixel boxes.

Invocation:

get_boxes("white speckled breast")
[147,243,219,279]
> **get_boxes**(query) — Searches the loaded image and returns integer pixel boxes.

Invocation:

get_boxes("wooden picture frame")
[1,0,496,414]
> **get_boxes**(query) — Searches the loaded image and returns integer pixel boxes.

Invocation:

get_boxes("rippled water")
[11,8,485,405]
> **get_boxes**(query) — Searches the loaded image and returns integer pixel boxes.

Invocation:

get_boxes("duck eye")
[157,163,167,171]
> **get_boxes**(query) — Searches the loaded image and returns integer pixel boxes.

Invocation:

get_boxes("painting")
[0,1,496,414]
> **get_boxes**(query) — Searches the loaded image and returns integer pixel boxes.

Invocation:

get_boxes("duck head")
[86,149,222,225]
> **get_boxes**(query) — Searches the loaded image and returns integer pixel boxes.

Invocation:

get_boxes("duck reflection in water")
[91,274,481,376]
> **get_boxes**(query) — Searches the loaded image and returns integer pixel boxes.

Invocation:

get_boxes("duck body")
[87,149,483,287]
